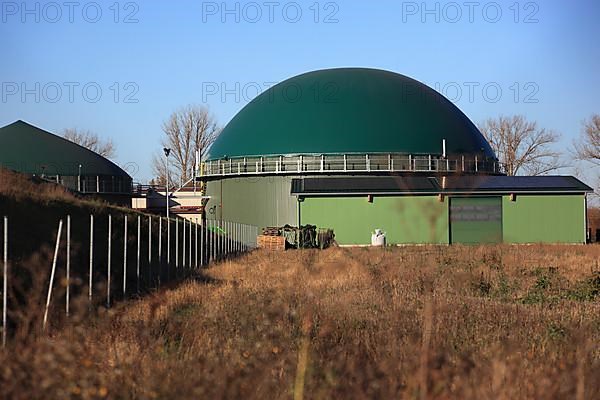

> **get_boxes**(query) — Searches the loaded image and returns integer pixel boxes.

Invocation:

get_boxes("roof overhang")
[291,176,593,196]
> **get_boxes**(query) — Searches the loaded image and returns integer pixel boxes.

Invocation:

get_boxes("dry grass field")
[1,245,598,400]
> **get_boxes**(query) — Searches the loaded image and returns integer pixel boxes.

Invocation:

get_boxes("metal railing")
[201,153,505,177]
[41,175,133,195]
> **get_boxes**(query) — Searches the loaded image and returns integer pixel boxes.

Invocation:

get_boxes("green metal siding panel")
[502,195,585,243]
[300,196,448,245]
[450,197,503,244]
[208,68,494,160]
[205,176,297,229]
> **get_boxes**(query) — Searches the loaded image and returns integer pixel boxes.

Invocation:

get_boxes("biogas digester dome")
[202,68,590,245]
[0,120,132,200]
[207,68,495,161]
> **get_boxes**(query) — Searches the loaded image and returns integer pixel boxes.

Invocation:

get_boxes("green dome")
[0,120,131,178]
[207,68,495,160]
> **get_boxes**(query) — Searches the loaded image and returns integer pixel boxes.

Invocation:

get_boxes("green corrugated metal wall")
[205,176,297,228]
[300,196,449,245]
[300,194,585,245]
[502,194,585,243]
[205,177,586,245]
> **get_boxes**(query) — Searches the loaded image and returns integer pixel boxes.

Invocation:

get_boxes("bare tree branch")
[478,115,566,176]
[152,105,220,187]
[573,114,600,195]
[574,114,600,166]
[63,128,116,159]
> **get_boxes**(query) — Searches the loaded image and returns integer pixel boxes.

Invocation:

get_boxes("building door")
[450,197,502,244]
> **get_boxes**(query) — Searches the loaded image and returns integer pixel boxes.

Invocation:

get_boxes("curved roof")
[207,68,495,160]
[0,120,130,177]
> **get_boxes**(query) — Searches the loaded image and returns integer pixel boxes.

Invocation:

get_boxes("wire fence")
[0,214,258,345]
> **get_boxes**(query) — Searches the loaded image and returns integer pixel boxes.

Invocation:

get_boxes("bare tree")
[152,105,220,187]
[478,115,564,176]
[574,114,600,166]
[150,152,177,187]
[63,128,116,159]
[573,114,600,195]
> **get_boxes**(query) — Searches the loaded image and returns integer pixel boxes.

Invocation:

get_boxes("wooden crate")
[257,235,286,250]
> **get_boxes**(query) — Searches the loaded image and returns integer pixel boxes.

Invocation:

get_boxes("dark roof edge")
[293,190,590,196]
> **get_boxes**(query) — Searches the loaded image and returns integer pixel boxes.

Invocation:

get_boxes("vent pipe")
[442,139,447,158]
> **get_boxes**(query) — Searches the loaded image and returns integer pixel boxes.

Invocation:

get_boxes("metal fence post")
[167,216,171,266]
[89,215,94,305]
[195,218,198,268]
[213,220,217,261]
[66,215,71,317]
[137,216,141,293]
[189,219,192,267]
[159,217,162,278]
[148,216,152,285]
[167,218,171,280]
[218,220,222,260]
[2,216,8,347]
[107,215,112,308]
[176,218,179,270]
[183,219,186,268]
[208,220,212,263]
[226,221,230,257]
[123,215,128,298]
[43,219,63,331]
[200,219,204,267]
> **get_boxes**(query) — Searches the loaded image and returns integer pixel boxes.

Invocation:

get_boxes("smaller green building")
[0,120,132,205]
[292,176,592,245]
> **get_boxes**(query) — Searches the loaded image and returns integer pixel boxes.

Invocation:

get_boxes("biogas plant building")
[198,68,591,245]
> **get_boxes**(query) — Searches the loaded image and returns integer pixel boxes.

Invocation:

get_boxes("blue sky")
[1,0,599,183]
